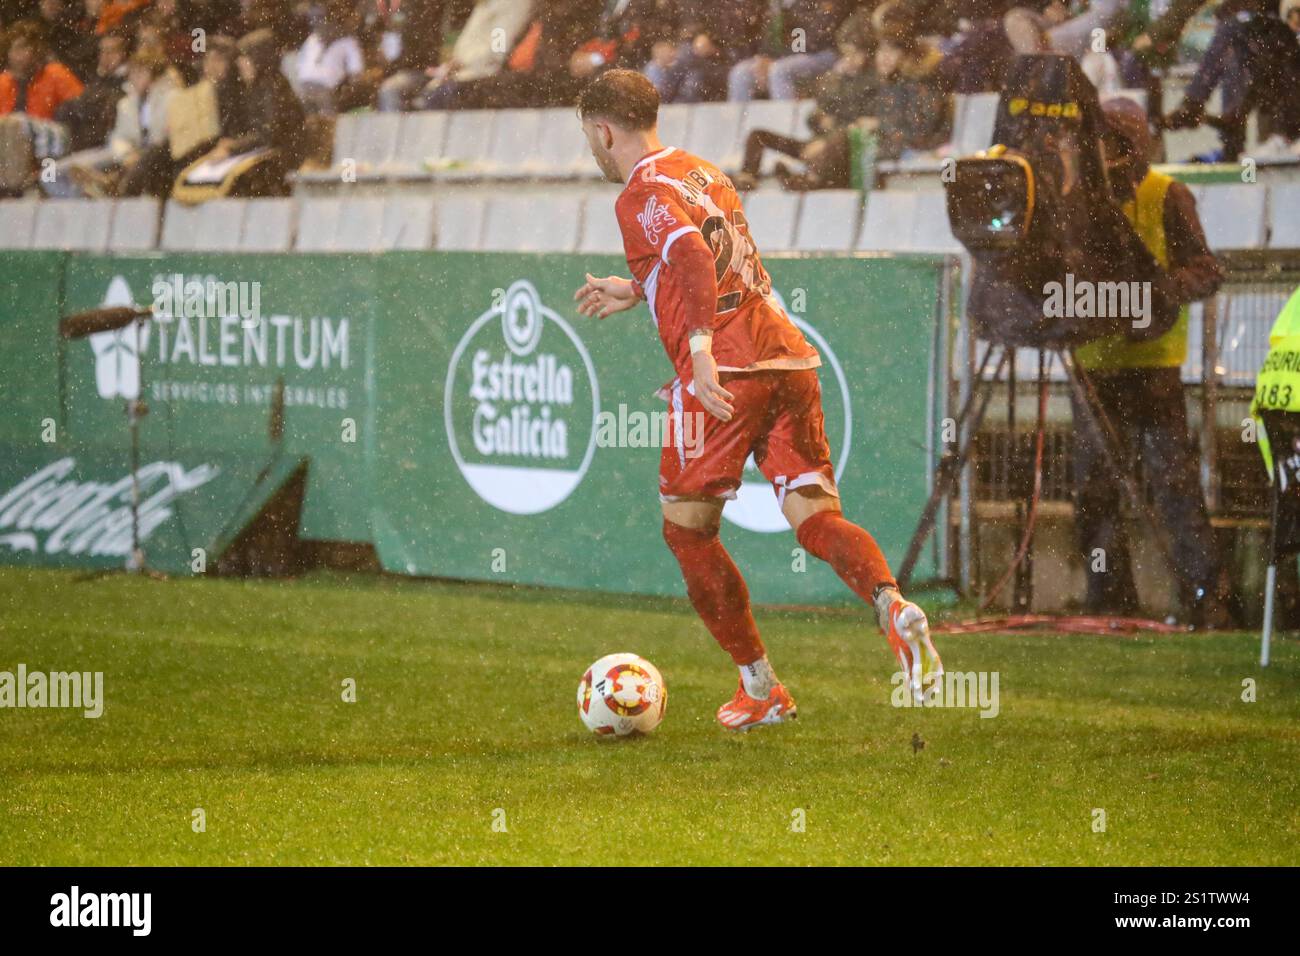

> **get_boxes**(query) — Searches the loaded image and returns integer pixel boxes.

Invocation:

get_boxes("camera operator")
[1071,97,1233,628]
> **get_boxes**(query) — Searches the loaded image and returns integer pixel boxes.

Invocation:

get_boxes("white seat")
[160,200,203,251]
[1194,183,1267,250]
[577,189,624,254]
[391,111,449,175]
[333,197,386,251]
[0,200,39,249]
[909,190,961,253]
[33,199,113,251]
[657,104,693,155]
[1268,183,1300,249]
[743,190,801,253]
[536,107,599,178]
[332,113,362,164]
[481,195,582,252]
[487,109,543,176]
[350,112,403,172]
[438,109,497,176]
[192,199,248,252]
[683,103,743,170]
[294,197,342,251]
[434,195,488,251]
[381,195,435,249]
[792,189,861,252]
[240,198,294,251]
[857,191,919,251]
[108,197,160,250]
[297,197,391,251]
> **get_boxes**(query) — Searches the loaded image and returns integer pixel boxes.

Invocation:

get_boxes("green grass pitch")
[1,567,1297,866]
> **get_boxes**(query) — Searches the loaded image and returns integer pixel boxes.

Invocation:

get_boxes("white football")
[577,653,667,737]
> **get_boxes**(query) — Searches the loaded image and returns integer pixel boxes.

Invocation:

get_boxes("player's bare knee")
[783,486,841,533]
[661,498,722,533]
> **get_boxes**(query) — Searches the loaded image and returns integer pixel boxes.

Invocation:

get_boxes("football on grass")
[577,653,667,737]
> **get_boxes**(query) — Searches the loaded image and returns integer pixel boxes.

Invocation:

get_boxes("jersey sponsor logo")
[722,292,852,534]
[444,280,600,515]
[637,195,677,246]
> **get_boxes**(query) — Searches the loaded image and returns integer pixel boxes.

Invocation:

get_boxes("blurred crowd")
[1,0,1298,198]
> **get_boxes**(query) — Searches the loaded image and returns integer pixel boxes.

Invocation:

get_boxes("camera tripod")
[896,340,1178,604]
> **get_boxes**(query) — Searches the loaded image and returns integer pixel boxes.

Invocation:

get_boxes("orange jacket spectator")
[0,61,86,120]
[96,0,154,35]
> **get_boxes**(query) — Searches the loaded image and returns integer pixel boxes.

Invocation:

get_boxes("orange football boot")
[886,598,943,704]
[715,680,798,731]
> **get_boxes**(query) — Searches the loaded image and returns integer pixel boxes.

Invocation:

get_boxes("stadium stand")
[108,198,162,252]
[1269,184,1300,250]
[1192,184,1269,251]
[6,170,1292,257]
[32,199,113,253]
[0,200,39,249]
[792,190,862,253]
[432,195,489,252]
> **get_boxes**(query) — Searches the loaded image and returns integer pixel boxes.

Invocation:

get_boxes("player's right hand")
[574,274,639,319]
[690,350,734,422]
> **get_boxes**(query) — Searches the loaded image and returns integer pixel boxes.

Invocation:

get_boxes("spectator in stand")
[114,31,244,195]
[137,0,202,81]
[189,27,305,190]
[373,0,450,111]
[567,0,676,88]
[54,27,127,150]
[461,0,604,109]
[36,0,96,79]
[416,0,535,109]
[94,0,154,36]
[1284,0,1300,35]
[935,0,1014,95]
[295,0,367,114]
[1163,0,1300,160]
[0,20,85,192]
[728,0,848,102]
[733,6,877,191]
[645,1,765,103]
[867,0,949,160]
[0,19,84,118]
[1002,0,1066,53]
[51,45,177,195]
[229,0,311,55]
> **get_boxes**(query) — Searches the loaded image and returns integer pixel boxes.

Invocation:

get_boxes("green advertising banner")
[0,445,303,574]
[367,252,943,604]
[58,254,373,543]
[0,249,945,603]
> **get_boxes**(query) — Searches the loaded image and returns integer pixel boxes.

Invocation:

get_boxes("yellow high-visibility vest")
[1253,286,1300,478]
[1076,169,1190,370]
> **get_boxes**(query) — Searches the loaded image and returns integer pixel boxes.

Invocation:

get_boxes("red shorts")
[659,369,837,504]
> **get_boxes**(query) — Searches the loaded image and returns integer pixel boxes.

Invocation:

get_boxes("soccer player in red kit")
[572,70,942,730]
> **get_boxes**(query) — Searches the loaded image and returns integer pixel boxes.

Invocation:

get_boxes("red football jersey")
[614,147,820,386]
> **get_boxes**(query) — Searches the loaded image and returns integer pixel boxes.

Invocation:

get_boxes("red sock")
[662,520,766,666]
[796,510,896,605]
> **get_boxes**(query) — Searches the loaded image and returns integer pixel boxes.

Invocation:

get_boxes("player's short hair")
[576,69,660,131]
